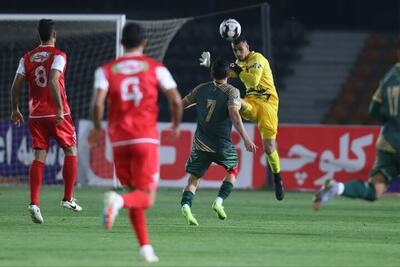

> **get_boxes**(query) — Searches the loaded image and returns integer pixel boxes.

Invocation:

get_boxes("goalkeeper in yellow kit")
[200,36,284,200]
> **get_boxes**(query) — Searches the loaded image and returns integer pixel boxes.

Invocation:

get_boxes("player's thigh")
[52,115,77,149]
[28,118,51,150]
[369,150,400,184]
[240,97,258,122]
[185,147,212,178]
[129,143,160,192]
[112,146,132,187]
[257,102,278,140]
[213,146,239,172]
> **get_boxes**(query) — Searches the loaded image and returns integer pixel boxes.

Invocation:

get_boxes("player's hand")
[168,124,180,140]
[56,109,64,126]
[88,128,103,146]
[199,51,211,68]
[10,109,24,127]
[229,63,243,75]
[244,138,257,153]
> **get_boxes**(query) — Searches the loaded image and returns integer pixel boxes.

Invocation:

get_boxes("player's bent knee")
[63,145,77,156]
[262,139,276,155]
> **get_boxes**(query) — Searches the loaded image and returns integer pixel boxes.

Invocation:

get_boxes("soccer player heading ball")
[10,19,82,225]
[200,24,285,201]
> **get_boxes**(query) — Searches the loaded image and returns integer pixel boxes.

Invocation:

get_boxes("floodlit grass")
[0,186,399,266]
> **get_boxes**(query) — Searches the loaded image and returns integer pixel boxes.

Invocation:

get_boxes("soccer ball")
[219,18,241,41]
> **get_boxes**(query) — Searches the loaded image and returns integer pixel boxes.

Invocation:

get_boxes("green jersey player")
[180,58,257,225]
[313,62,400,210]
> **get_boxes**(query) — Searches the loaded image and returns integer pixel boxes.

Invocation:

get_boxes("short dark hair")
[232,36,248,46]
[121,23,145,49]
[38,19,55,42]
[211,58,229,80]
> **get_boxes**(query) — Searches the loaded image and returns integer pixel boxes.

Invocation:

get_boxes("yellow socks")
[266,150,280,173]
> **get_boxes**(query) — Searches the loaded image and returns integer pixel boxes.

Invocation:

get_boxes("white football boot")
[313,179,339,211]
[140,244,159,263]
[102,191,123,229]
[28,204,44,224]
[60,198,82,212]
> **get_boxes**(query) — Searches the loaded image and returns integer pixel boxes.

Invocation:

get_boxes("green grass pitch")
[0,186,399,266]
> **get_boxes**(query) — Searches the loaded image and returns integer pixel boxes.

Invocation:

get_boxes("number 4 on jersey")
[121,77,143,107]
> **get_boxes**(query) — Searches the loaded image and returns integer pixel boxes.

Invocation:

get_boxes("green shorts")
[369,150,400,183]
[185,146,238,178]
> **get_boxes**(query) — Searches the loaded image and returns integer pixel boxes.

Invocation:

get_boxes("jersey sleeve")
[372,82,383,104]
[227,86,241,109]
[16,58,25,76]
[239,53,266,88]
[155,66,177,90]
[94,66,109,91]
[51,54,66,72]
[183,84,201,105]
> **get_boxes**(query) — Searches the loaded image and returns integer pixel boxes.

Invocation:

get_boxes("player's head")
[121,22,146,50]
[211,58,230,80]
[231,36,250,61]
[38,19,56,43]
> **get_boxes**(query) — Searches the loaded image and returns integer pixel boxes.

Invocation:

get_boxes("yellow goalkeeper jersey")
[232,51,278,107]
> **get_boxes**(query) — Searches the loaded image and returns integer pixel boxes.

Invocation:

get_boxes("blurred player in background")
[90,22,182,263]
[10,19,82,225]
[313,58,400,210]
[200,36,285,201]
[180,58,257,226]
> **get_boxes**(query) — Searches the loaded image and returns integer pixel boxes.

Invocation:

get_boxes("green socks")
[342,180,376,201]
[217,181,234,200]
[181,191,194,207]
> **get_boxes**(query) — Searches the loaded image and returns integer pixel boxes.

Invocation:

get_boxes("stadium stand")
[325,33,398,124]
[279,31,368,124]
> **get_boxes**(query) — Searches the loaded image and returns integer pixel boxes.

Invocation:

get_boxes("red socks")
[63,155,77,201]
[123,191,152,246]
[129,208,150,246]
[29,155,77,205]
[122,191,151,209]
[29,160,45,205]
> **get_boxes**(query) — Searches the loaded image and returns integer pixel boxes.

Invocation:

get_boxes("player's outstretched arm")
[228,106,257,152]
[10,73,25,127]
